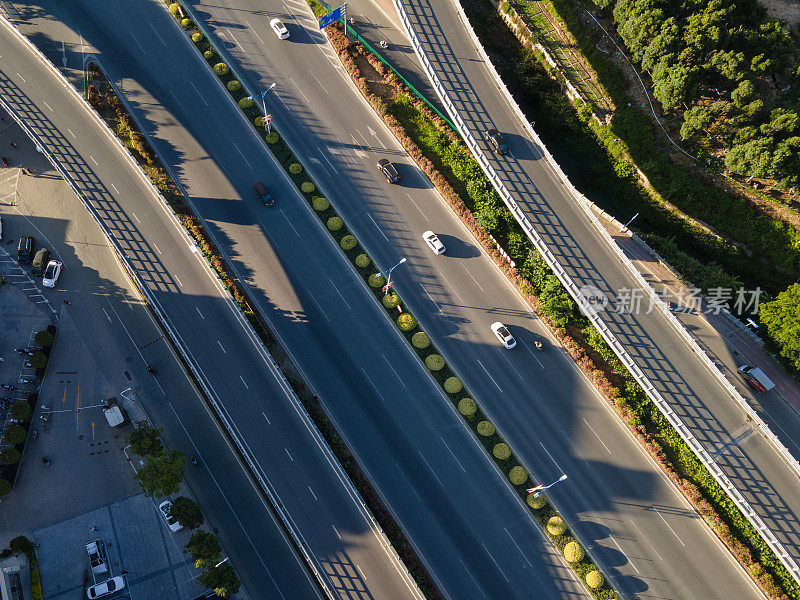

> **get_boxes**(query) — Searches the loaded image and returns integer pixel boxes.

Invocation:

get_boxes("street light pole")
[377,257,406,293]
[526,473,567,498]
[621,212,639,232]
[214,556,229,569]
[249,83,276,133]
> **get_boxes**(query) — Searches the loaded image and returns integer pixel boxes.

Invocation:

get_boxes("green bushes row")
[423,4,800,596]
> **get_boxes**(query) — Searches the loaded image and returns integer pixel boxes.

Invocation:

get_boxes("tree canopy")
[612,0,799,188]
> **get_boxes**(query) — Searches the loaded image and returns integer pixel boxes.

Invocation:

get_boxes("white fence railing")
[393,0,800,584]
[0,14,424,600]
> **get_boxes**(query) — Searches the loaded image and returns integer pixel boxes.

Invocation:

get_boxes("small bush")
[340,235,357,251]
[0,448,20,465]
[289,163,303,175]
[313,196,330,212]
[3,425,26,445]
[203,50,215,61]
[327,217,343,231]
[444,377,463,394]
[0,479,10,496]
[493,443,511,460]
[397,313,416,331]
[564,541,584,563]
[547,516,567,536]
[457,397,476,416]
[30,352,47,369]
[527,493,547,509]
[227,80,241,92]
[425,354,445,371]
[382,293,400,308]
[412,332,430,349]
[476,420,495,436]
[355,253,370,268]
[34,330,53,347]
[192,32,204,44]
[301,181,315,194]
[368,273,385,288]
[168,3,181,15]
[10,401,31,421]
[585,570,604,589]
[238,97,254,109]
[180,18,194,29]
[213,63,229,76]
[265,132,279,144]
[509,466,528,485]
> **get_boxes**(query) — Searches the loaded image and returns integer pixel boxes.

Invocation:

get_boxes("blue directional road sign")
[318,5,343,29]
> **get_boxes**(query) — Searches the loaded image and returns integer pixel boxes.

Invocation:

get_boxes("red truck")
[738,364,775,393]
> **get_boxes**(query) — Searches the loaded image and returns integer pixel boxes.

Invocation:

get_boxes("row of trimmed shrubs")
[166,2,613,597]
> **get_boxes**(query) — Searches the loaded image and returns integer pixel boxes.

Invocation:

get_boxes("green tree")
[135,450,185,497]
[680,105,713,140]
[9,401,31,422]
[761,284,800,369]
[725,136,774,178]
[539,274,576,327]
[198,562,240,599]
[184,530,221,569]
[709,49,745,82]
[126,421,164,456]
[641,17,679,73]
[653,59,697,111]
[171,496,205,529]
[3,425,26,446]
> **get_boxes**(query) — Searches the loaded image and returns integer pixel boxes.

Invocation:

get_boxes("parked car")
[377,159,400,183]
[490,321,516,349]
[270,18,289,39]
[422,231,445,255]
[158,500,184,532]
[42,260,62,288]
[484,128,508,155]
[87,576,125,599]
[86,539,108,575]
[17,235,34,263]
[32,248,50,276]
[253,181,274,207]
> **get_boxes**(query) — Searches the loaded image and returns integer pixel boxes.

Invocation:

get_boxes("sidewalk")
[594,205,800,414]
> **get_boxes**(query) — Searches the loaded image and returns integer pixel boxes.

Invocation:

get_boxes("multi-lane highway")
[397,0,800,581]
[0,11,427,600]
[3,2,591,599]
[118,0,765,598]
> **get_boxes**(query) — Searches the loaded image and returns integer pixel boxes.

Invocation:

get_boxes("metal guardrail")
[0,14,423,600]
[393,0,800,584]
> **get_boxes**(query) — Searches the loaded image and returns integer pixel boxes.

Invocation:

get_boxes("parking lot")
[35,493,206,600]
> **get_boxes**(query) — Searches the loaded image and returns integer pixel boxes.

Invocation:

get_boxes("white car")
[270,18,289,39]
[422,230,445,255]
[87,576,125,599]
[158,500,183,532]
[491,321,516,349]
[86,540,108,575]
[42,260,62,288]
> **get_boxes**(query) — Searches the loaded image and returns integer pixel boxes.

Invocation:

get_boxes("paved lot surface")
[35,493,204,600]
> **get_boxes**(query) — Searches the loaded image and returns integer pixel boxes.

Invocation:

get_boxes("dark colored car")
[253,181,274,206]
[17,236,34,263]
[484,128,508,155]
[32,248,50,276]
[377,159,400,183]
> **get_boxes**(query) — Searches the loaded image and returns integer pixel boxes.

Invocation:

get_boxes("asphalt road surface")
[152,0,770,598]
[398,0,800,581]
[0,12,427,600]
[3,3,590,600]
